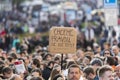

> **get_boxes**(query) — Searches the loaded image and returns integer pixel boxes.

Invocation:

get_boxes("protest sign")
[49,27,77,53]
[14,60,26,74]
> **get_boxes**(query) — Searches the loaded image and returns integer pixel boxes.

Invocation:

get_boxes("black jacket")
[42,67,52,80]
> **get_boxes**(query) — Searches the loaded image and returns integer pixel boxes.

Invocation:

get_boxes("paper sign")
[104,8,118,26]
[14,60,26,74]
[49,27,77,53]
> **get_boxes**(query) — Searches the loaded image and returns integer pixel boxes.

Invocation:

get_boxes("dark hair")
[90,58,103,66]
[0,60,4,65]
[32,58,40,68]
[104,42,110,47]
[7,56,13,62]
[83,66,95,75]
[54,57,60,61]
[30,77,43,80]
[2,67,12,75]
[53,74,63,80]
[10,53,17,59]
[85,55,92,61]
[47,61,55,66]
[20,51,26,55]
[0,56,5,61]
[103,49,113,56]
[0,61,5,74]
[31,69,42,76]
[66,61,77,69]
[43,53,52,60]
[104,56,115,66]
[18,58,25,63]
[114,57,118,66]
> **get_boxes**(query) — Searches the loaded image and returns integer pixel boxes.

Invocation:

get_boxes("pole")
[61,54,63,70]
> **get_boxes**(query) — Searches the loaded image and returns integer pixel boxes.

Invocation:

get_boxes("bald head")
[112,45,119,56]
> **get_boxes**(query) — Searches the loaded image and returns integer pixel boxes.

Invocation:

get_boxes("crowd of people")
[0,0,120,80]
[0,43,120,80]
[0,26,120,80]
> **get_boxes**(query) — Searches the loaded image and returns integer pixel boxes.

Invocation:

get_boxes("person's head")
[35,46,42,52]
[66,60,77,69]
[53,74,64,80]
[68,64,81,80]
[35,56,43,62]
[54,55,61,65]
[104,56,115,66]
[67,54,78,61]
[2,67,13,79]
[43,53,52,61]
[83,66,96,80]
[112,45,119,56]
[10,75,22,80]
[90,58,103,71]
[84,51,94,58]
[0,56,5,61]
[103,49,113,57]
[103,42,110,50]
[9,53,18,60]
[10,47,17,53]
[82,55,92,66]
[30,77,43,80]
[113,39,118,45]
[47,60,55,69]
[53,64,61,72]
[31,69,42,77]
[32,58,40,69]
[98,65,114,80]
[94,46,101,56]
[50,67,61,80]
[20,51,26,57]
[114,64,120,78]
[23,55,30,65]
[6,56,13,65]
[76,49,84,59]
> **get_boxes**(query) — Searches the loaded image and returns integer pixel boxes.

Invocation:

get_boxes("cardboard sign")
[49,27,77,53]
[14,60,26,74]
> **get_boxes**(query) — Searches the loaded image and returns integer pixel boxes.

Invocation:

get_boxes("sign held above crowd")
[103,0,118,26]
[49,27,77,54]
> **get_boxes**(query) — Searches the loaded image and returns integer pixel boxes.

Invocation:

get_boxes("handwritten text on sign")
[49,27,77,53]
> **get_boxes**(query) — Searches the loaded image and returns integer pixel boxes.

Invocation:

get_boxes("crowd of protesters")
[0,0,120,80]
[0,40,120,80]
